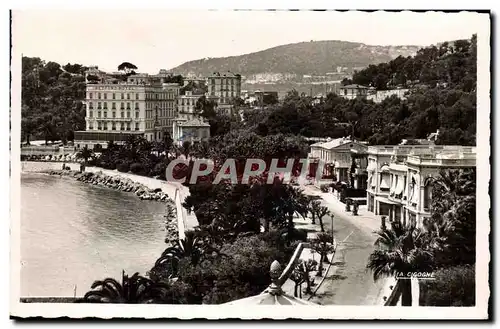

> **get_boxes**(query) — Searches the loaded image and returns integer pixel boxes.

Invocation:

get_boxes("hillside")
[169,40,421,78]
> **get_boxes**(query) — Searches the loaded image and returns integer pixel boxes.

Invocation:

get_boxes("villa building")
[172,90,210,146]
[74,72,180,149]
[338,84,369,100]
[206,71,242,115]
[366,145,476,228]
[308,138,368,187]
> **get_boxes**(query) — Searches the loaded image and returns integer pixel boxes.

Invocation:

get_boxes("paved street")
[299,185,388,305]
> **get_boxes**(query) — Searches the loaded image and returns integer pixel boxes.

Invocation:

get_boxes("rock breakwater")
[45,170,173,203]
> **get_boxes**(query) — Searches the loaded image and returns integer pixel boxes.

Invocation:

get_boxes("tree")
[76,146,93,165]
[117,62,138,74]
[311,232,336,276]
[419,265,475,306]
[295,259,318,295]
[82,271,168,303]
[310,200,330,232]
[150,231,215,281]
[367,220,434,306]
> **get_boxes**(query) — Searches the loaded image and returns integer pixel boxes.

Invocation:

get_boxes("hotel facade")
[366,145,476,228]
[75,72,180,149]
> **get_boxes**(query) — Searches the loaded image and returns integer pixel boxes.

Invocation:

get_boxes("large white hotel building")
[75,68,242,149]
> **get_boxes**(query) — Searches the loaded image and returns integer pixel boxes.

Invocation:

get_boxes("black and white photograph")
[8,8,490,320]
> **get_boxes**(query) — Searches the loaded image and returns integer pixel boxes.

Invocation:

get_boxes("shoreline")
[22,164,179,242]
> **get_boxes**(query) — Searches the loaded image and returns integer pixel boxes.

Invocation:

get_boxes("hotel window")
[98,93,101,99]
[135,123,139,131]
[89,125,93,130]
[97,122,102,130]
[89,111,93,118]
[104,93,107,100]
[112,122,116,130]
[127,93,130,100]
[112,102,116,109]
[120,123,125,131]
[97,111,101,118]
[120,102,124,110]
[121,93,124,100]
[135,112,139,119]
[121,112,124,118]
[89,93,93,99]
[136,93,139,100]
[89,102,94,109]
[103,123,108,130]
[127,112,130,118]
[103,102,108,109]
[112,111,116,118]
[135,102,139,110]
[112,93,116,100]
[127,103,131,110]
[97,102,102,109]
[126,123,131,131]
[156,94,159,99]
[104,111,107,118]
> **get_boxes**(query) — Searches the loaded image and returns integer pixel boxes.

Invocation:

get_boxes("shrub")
[130,162,144,174]
[320,184,329,193]
[419,265,475,306]
[177,234,291,304]
[116,162,130,173]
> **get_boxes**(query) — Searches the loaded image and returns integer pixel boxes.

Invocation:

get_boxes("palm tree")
[150,231,216,280]
[76,147,93,166]
[82,271,168,303]
[311,232,336,276]
[367,220,434,306]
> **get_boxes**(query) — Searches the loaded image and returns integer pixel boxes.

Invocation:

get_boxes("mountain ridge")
[169,40,423,79]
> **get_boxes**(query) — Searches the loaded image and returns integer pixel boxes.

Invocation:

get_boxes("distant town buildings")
[337,84,409,103]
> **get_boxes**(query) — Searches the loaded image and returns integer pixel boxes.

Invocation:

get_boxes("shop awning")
[390,175,397,192]
[395,177,405,195]
[366,161,377,172]
[375,196,398,205]
[380,175,390,189]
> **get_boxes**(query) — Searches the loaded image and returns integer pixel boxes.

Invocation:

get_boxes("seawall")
[21,161,80,172]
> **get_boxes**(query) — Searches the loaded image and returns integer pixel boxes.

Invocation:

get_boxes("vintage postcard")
[9,8,490,320]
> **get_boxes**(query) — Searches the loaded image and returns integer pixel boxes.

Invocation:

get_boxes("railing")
[384,280,402,306]
[277,242,310,286]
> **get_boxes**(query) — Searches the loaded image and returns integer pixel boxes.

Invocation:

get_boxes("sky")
[12,10,486,74]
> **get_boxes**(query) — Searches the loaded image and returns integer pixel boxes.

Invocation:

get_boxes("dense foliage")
[246,35,477,146]
[21,57,87,144]
[419,265,475,306]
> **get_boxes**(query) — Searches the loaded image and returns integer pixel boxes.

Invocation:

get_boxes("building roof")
[317,138,354,150]
[208,71,241,78]
[340,84,369,89]
[178,118,210,127]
